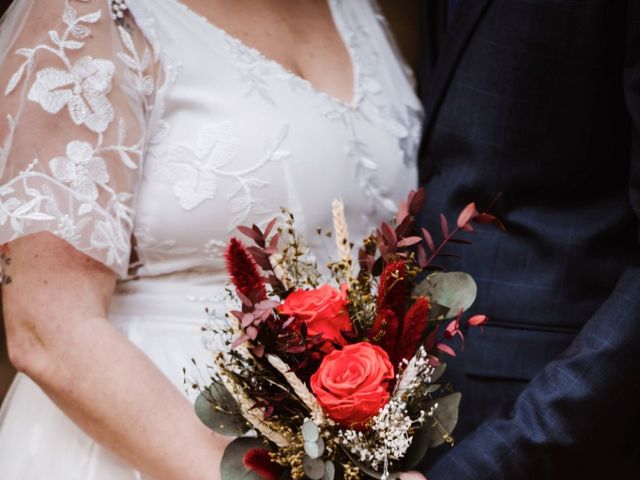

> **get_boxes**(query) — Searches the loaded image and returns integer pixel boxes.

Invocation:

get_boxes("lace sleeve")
[0,0,156,278]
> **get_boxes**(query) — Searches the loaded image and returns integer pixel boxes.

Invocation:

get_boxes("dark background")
[0,0,420,404]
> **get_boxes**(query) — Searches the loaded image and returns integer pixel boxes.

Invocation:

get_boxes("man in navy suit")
[404,1,640,478]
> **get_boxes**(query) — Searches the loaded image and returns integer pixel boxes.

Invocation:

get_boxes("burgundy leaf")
[440,213,449,238]
[448,238,473,245]
[436,343,456,357]
[409,188,426,215]
[381,222,398,246]
[267,232,280,251]
[247,246,272,271]
[236,290,254,308]
[252,224,266,247]
[417,244,428,268]
[232,334,251,350]
[457,202,478,228]
[468,314,489,326]
[438,253,461,259]
[422,227,435,252]
[444,317,461,340]
[241,313,255,328]
[395,216,414,239]
[286,345,307,354]
[425,328,438,351]
[263,218,278,238]
[397,199,410,226]
[246,326,259,340]
[397,236,423,248]
[251,344,265,358]
[474,213,506,231]
[237,225,262,242]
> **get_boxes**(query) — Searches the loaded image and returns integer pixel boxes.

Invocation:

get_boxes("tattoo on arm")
[0,249,12,285]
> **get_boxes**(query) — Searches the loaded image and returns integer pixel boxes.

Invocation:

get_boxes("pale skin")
[2,1,427,478]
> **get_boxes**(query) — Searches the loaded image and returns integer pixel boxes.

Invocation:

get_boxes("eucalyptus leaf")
[303,455,326,480]
[396,421,432,471]
[425,384,441,394]
[304,436,325,459]
[221,437,265,480]
[301,419,320,442]
[323,460,335,480]
[430,362,446,384]
[428,392,461,448]
[413,272,477,320]
[207,381,241,409]
[398,392,462,470]
[195,389,249,436]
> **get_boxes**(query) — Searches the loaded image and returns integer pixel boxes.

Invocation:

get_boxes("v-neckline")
[169,0,361,109]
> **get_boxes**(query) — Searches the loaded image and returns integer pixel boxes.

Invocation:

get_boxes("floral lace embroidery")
[50,140,109,201]
[132,226,198,265]
[149,121,290,230]
[203,238,227,260]
[0,1,155,273]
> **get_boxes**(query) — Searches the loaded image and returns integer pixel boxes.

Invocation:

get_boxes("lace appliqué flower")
[27,56,115,134]
[50,141,109,201]
[161,121,240,210]
[152,121,290,229]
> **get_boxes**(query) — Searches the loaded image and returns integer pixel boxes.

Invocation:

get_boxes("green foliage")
[194,382,250,437]
[414,272,477,320]
[221,438,266,480]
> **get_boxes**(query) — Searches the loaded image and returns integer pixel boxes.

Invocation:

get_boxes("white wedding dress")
[0,0,422,478]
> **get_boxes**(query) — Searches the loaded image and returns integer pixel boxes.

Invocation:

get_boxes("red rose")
[310,342,394,428]
[279,285,351,346]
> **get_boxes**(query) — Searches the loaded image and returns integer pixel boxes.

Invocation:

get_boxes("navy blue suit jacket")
[418,1,640,478]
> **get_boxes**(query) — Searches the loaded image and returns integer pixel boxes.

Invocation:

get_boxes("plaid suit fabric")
[418,0,640,478]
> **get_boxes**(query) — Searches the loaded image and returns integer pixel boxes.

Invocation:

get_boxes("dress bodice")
[0,0,421,280]
[129,0,422,278]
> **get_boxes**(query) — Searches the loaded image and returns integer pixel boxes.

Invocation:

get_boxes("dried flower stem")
[267,354,324,423]
[215,354,290,447]
[332,199,353,283]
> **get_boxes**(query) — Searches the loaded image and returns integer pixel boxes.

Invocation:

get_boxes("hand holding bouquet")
[193,189,502,480]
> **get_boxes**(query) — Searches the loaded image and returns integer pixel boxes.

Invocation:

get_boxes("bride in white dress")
[0,0,422,478]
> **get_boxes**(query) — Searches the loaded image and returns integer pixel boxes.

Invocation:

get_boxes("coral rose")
[279,285,351,346]
[310,342,394,428]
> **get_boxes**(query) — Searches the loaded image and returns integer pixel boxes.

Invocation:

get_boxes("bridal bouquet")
[193,189,501,480]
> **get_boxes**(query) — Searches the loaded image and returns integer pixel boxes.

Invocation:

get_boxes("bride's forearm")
[1,234,229,480]
[13,314,228,480]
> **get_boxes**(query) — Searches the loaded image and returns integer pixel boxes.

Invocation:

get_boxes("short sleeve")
[0,0,157,277]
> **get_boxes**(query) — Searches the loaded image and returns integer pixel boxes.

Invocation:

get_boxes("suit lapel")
[422,0,494,141]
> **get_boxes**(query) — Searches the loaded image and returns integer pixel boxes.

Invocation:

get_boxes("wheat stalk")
[394,347,430,398]
[215,354,290,447]
[332,200,352,260]
[267,354,325,423]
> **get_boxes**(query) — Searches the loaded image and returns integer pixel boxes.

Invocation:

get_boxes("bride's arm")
[2,232,229,480]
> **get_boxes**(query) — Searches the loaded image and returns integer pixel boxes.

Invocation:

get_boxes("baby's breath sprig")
[271,209,321,290]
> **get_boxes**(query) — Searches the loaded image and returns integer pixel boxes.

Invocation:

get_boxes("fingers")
[399,471,428,480]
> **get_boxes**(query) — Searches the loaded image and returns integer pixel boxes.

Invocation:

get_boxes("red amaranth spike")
[377,260,407,315]
[225,237,267,304]
[374,261,408,355]
[395,297,431,366]
[243,448,283,480]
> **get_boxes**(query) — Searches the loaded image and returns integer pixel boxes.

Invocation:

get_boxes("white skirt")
[0,274,229,479]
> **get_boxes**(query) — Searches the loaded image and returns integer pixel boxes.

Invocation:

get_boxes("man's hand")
[400,471,427,480]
